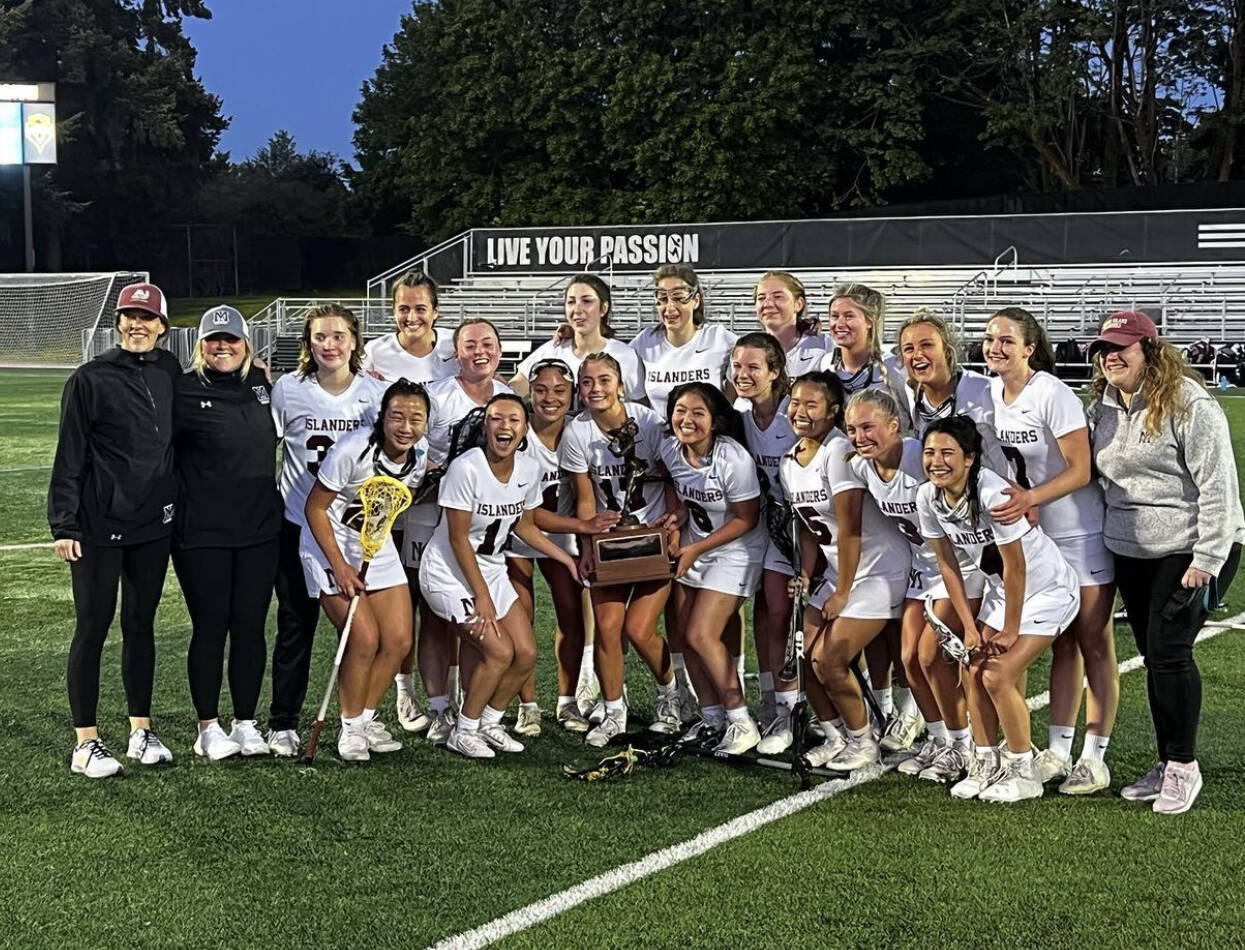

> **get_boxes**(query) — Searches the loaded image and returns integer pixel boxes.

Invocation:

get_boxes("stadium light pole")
[23,164,34,271]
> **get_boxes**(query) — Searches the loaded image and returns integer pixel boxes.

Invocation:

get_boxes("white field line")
[0,541,54,551]
[429,611,1245,950]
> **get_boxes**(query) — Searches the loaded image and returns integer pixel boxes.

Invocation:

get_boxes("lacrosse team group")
[48,266,1244,815]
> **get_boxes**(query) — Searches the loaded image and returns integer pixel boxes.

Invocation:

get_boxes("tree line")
[2,0,1243,275]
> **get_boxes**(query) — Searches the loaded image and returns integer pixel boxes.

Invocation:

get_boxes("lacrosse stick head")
[358,475,413,563]
[924,599,973,667]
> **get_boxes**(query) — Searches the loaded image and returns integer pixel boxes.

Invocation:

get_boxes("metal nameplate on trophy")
[588,418,674,586]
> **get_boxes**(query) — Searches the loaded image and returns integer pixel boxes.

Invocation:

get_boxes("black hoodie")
[47,346,180,546]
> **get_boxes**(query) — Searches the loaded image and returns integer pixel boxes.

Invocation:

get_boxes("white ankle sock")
[774,689,797,710]
[395,673,414,695]
[702,704,725,726]
[458,714,480,733]
[926,720,948,743]
[1082,732,1110,761]
[872,687,893,717]
[1048,725,1075,760]
[725,705,750,723]
[428,695,449,714]
[481,705,504,727]
[896,687,918,718]
[948,727,972,748]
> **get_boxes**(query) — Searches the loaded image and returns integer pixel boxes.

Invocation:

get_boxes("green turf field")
[3,370,1243,950]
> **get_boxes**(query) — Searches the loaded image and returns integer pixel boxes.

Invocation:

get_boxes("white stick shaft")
[313,593,361,723]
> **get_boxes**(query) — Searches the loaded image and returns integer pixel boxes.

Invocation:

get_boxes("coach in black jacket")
[48,281,180,778]
[172,306,282,760]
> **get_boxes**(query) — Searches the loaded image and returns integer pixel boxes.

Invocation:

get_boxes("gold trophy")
[588,419,674,586]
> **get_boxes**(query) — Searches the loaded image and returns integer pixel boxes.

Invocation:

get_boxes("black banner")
[467,209,1245,274]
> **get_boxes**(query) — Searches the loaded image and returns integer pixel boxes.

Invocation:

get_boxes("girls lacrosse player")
[266,304,386,757]
[917,416,1081,803]
[984,307,1118,795]
[506,358,619,735]
[843,389,981,782]
[302,380,429,762]
[1089,310,1244,814]
[51,282,180,777]
[172,307,282,760]
[361,270,455,737]
[730,332,801,752]
[510,274,646,403]
[753,271,829,378]
[561,352,683,746]
[416,319,514,744]
[661,382,766,753]
[419,394,581,759]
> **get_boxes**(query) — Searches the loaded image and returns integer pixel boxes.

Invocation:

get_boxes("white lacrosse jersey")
[659,435,765,556]
[362,331,457,384]
[559,404,667,524]
[507,429,576,558]
[630,323,738,418]
[518,337,647,405]
[780,434,846,581]
[818,349,913,432]
[825,437,912,586]
[312,426,428,557]
[785,334,831,379]
[916,468,1072,594]
[425,447,542,572]
[990,370,1105,540]
[912,369,1011,476]
[271,372,386,526]
[423,374,514,467]
[739,397,796,509]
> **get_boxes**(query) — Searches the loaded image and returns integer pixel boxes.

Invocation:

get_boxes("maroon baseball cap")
[115,282,168,323]
[1089,310,1157,358]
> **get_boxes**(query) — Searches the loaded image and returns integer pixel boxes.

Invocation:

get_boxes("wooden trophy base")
[589,522,674,587]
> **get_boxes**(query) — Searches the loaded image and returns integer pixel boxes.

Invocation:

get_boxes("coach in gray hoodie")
[1089,310,1245,816]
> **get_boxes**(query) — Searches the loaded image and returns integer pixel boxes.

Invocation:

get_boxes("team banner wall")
[468,208,1245,275]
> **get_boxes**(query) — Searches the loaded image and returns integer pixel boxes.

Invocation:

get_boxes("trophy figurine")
[587,419,675,586]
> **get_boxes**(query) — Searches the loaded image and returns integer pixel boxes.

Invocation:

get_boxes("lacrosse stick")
[303,475,412,764]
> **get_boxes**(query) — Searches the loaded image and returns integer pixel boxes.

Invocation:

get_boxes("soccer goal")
[0,271,148,367]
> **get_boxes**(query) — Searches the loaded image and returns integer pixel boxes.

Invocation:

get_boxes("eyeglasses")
[654,288,697,305]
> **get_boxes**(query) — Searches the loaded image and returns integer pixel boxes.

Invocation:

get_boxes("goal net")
[0,271,148,367]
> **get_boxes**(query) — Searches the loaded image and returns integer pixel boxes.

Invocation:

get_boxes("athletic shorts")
[418,552,520,627]
[979,567,1081,638]
[762,537,795,577]
[506,529,576,562]
[808,572,906,620]
[1054,533,1115,588]
[907,564,986,602]
[677,546,762,598]
[400,501,440,570]
[300,536,408,598]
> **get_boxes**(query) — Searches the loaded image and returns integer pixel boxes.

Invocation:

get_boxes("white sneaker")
[1152,760,1203,815]
[1059,757,1111,796]
[126,728,173,766]
[919,744,970,784]
[447,727,495,759]
[827,733,881,772]
[588,686,628,725]
[680,718,724,747]
[425,709,455,746]
[337,725,370,762]
[396,692,430,733]
[980,754,1044,803]
[71,738,123,778]
[757,693,777,733]
[897,737,944,776]
[649,691,682,735]
[480,723,525,753]
[194,722,242,761]
[266,728,299,758]
[951,748,1001,799]
[514,704,542,737]
[586,713,625,748]
[363,718,402,753]
[557,701,590,733]
[803,733,848,768]
[1121,761,1166,802]
[228,720,270,757]
[575,675,600,718]
[756,704,794,755]
[1032,748,1072,784]
[715,717,761,755]
[879,712,924,752]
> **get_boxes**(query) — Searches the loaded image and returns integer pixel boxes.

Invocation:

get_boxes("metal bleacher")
[251,236,1245,383]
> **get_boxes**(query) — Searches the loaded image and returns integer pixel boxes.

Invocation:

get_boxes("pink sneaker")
[1152,760,1203,815]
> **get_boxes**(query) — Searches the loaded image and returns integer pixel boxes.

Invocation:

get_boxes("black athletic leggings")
[267,518,322,731]
[173,539,278,722]
[67,536,170,728]
[1115,544,1241,764]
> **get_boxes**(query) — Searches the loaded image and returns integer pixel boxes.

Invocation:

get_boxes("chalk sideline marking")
[0,541,55,551]
[428,610,1245,950]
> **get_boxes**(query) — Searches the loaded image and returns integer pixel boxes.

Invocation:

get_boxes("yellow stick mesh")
[358,475,413,563]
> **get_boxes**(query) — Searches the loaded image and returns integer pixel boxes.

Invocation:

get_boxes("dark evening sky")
[183,0,414,164]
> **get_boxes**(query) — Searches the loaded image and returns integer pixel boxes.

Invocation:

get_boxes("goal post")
[0,271,148,367]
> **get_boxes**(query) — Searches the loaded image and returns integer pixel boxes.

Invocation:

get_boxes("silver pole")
[23,165,34,271]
